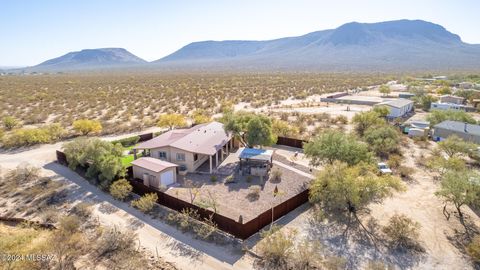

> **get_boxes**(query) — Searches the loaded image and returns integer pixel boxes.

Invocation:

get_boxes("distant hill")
[12,20,480,73]
[154,19,480,71]
[26,48,146,71]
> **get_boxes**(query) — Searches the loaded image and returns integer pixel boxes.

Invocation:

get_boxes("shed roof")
[134,121,231,155]
[434,120,480,136]
[238,148,274,162]
[377,98,414,108]
[131,157,178,173]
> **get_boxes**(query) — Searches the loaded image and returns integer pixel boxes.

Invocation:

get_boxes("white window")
[158,152,167,159]
[176,153,185,161]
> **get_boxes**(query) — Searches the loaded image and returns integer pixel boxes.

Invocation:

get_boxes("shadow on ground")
[43,161,249,266]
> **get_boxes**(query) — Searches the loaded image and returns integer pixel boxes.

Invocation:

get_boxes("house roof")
[434,120,480,136]
[440,95,464,100]
[377,98,413,108]
[131,157,178,173]
[134,121,231,155]
[238,148,274,162]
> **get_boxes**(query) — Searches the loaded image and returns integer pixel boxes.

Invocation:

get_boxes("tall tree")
[379,84,391,96]
[309,162,403,239]
[363,125,400,157]
[304,129,373,166]
[157,114,187,130]
[426,109,476,126]
[352,111,385,136]
[435,169,480,235]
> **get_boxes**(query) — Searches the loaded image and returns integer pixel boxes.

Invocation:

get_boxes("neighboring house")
[440,95,464,105]
[131,157,178,188]
[430,102,476,112]
[134,121,233,173]
[398,92,415,99]
[432,120,480,144]
[459,82,474,89]
[374,98,414,118]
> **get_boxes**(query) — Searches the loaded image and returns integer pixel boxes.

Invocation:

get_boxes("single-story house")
[430,102,476,112]
[440,95,464,105]
[131,157,178,188]
[134,121,233,173]
[374,98,414,118]
[432,120,480,144]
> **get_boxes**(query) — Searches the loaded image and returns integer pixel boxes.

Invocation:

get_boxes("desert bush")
[247,185,261,201]
[95,226,136,258]
[5,163,41,187]
[157,113,187,130]
[210,175,218,182]
[270,169,282,183]
[334,115,348,124]
[387,154,403,169]
[72,119,102,135]
[224,175,235,184]
[258,226,297,267]
[70,202,93,219]
[111,136,140,147]
[397,166,415,179]
[382,214,422,250]
[467,236,480,262]
[2,124,65,148]
[3,116,19,130]
[131,193,158,213]
[109,179,133,201]
[193,214,218,240]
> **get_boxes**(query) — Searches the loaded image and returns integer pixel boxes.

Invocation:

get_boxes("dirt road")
[0,129,254,270]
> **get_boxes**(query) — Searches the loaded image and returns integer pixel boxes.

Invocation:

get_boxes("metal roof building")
[432,120,480,144]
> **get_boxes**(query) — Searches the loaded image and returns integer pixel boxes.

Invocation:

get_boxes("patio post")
[215,151,219,168]
[209,155,213,174]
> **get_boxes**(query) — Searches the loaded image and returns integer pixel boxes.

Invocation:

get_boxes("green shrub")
[2,124,65,148]
[72,119,102,135]
[467,236,480,262]
[210,175,218,182]
[110,179,133,201]
[382,214,421,250]
[131,193,158,213]
[3,116,19,130]
[111,136,140,147]
[270,169,282,183]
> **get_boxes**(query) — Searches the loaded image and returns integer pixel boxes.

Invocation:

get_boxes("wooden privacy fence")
[276,136,308,149]
[128,178,309,239]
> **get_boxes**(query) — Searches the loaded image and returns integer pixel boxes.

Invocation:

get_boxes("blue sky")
[1,0,479,66]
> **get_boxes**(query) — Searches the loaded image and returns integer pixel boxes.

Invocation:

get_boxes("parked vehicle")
[378,162,392,174]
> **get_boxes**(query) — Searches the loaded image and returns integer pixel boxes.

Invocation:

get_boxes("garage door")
[160,170,175,186]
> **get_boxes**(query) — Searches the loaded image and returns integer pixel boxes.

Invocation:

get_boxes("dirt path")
[0,129,255,270]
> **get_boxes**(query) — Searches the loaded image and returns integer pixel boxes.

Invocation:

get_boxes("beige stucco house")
[134,121,234,174]
[131,157,178,188]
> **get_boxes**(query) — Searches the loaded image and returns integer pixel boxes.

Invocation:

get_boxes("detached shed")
[131,157,178,188]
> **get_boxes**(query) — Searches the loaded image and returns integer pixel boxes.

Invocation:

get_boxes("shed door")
[161,170,174,186]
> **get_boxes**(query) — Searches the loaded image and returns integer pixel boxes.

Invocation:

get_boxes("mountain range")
[14,19,480,72]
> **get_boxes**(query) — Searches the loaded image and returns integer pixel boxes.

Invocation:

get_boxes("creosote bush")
[382,214,422,251]
[109,179,133,201]
[131,193,158,213]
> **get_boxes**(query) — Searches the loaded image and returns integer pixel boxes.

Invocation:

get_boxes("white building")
[375,98,414,118]
[430,102,466,111]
